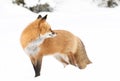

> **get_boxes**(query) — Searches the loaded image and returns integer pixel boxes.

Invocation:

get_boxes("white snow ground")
[0,0,120,81]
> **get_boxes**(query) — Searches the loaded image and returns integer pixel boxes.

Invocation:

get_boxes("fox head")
[20,15,56,48]
[36,14,56,38]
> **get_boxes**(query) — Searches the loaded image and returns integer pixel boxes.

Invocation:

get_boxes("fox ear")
[37,15,42,19]
[42,15,47,20]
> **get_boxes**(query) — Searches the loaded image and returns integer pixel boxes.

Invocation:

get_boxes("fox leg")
[54,54,69,67]
[30,55,43,77]
[60,57,69,67]
[68,52,77,67]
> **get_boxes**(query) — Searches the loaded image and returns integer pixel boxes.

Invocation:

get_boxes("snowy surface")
[0,0,120,81]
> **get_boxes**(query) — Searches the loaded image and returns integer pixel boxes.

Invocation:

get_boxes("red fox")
[20,15,92,77]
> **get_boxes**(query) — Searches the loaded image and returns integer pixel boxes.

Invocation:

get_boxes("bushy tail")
[74,38,92,69]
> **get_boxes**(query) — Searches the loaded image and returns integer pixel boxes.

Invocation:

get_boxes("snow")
[0,0,120,81]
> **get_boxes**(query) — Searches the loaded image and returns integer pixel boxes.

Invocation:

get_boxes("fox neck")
[24,32,56,56]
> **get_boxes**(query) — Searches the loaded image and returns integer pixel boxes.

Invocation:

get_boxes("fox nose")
[52,31,55,34]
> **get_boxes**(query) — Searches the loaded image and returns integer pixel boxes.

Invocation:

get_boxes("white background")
[0,0,120,81]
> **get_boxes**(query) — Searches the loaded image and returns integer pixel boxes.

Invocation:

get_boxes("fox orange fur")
[20,15,92,77]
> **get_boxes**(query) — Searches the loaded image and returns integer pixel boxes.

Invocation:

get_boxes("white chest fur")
[24,36,45,55]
